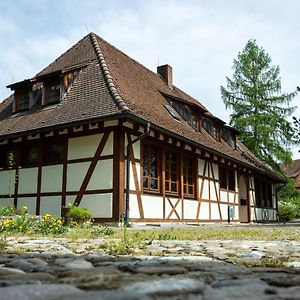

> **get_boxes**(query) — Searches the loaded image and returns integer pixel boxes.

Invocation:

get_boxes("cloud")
[0,0,299,158]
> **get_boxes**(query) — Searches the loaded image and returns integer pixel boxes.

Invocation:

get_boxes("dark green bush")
[66,205,92,224]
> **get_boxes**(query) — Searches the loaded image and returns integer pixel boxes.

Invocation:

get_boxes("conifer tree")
[221,39,297,172]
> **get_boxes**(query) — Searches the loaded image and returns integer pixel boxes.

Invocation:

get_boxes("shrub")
[66,205,92,224]
[0,205,16,216]
[278,201,297,222]
[0,214,66,235]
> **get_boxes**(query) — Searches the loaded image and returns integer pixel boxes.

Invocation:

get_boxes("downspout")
[124,122,150,225]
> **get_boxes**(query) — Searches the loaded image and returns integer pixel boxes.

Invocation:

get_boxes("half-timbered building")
[0,33,284,223]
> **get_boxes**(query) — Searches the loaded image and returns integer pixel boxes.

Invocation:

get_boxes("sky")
[0,0,299,158]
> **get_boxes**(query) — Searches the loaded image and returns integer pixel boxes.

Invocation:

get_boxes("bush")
[0,205,28,216]
[278,201,297,222]
[66,205,92,224]
[0,214,67,235]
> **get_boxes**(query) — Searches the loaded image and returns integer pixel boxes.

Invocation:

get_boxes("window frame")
[141,142,160,193]
[219,165,236,192]
[164,149,179,195]
[182,155,196,198]
[44,79,61,106]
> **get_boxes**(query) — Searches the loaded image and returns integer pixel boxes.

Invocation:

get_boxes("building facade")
[0,33,283,223]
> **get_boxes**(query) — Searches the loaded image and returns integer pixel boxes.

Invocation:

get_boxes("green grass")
[57,225,300,242]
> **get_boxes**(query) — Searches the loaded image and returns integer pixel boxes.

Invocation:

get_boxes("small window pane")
[24,146,40,164]
[228,169,236,191]
[219,166,227,189]
[48,84,60,104]
[19,93,30,110]
[45,143,65,162]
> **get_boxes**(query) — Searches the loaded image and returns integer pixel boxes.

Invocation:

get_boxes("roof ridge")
[90,33,129,112]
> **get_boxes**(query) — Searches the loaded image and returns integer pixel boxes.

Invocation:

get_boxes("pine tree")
[221,39,297,173]
[293,116,300,150]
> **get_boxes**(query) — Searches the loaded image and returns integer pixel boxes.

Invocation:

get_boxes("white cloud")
[0,0,299,158]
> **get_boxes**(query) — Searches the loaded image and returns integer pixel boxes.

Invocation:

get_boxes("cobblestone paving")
[0,237,300,299]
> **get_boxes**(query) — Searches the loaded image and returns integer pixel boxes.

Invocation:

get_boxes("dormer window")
[19,92,30,111]
[48,84,60,104]
[44,79,61,105]
[14,88,31,112]
[202,117,215,137]
[221,127,236,149]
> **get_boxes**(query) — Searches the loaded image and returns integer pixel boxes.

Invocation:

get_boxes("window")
[165,151,178,194]
[142,143,159,191]
[183,156,195,197]
[202,117,215,137]
[165,105,181,121]
[47,84,61,104]
[23,146,40,165]
[221,127,236,149]
[254,179,262,207]
[44,143,65,163]
[18,93,30,111]
[219,166,235,191]
[254,179,273,208]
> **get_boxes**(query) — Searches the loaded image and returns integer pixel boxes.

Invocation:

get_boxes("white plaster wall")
[67,162,90,191]
[142,194,163,219]
[165,197,182,219]
[220,190,228,203]
[198,159,205,176]
[18,168,38,194]
[250,207,255,221]
[220,204,229,221]
[41,165,63,193]
[228,192,235,203]
[128,162,141,191]
[40,196,61,217]
[249,190,254,206]
[80,194,112,218]
[17,198,36,215]
[0,170,16,195]
[129,194,140,218]
[199,202,209,219]
[234,206,239,221]
[87,159,113,190]
[104,120,118,127]
[210,203,221,220]
[255,208,262,220]
[124,135,140,159]
[183,200,198,220]
[202,179,209,200]
[209,181,217,201]
[0,198,13,207]
[102,132,113,156]
[68,134,101,160]
[212,163,219,180]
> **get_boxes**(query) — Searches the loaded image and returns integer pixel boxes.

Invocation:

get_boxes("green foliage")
[0,214,66,235]
[293,117,300,150]
[66,205,92,224]
[278,178,300,220]
[0,205,29,216]
[278,201,297,222]
[0,205,16,216]
[221,39,297,173]
[91,225,115,236]
[0,234,7,250]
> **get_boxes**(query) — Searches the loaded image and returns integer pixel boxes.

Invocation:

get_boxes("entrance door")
[238,175,249,223]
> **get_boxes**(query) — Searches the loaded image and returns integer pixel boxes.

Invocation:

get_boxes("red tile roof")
[0,33,283,181]
[281,159,300,185]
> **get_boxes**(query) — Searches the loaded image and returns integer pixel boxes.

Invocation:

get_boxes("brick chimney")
[157,64,173,88]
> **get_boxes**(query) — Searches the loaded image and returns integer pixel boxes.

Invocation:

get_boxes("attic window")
[165,105,181,121]
[47,84,61,104]
[221,127,236,149]
[202,117,215,137]
[18,93,30,111]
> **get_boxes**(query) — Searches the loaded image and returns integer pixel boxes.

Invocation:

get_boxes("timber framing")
[0,32,284,223]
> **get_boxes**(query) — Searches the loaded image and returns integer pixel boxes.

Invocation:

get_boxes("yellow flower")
[43,214,51,221]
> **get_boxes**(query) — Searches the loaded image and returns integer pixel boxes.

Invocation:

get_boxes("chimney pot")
[157,64,173,88]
